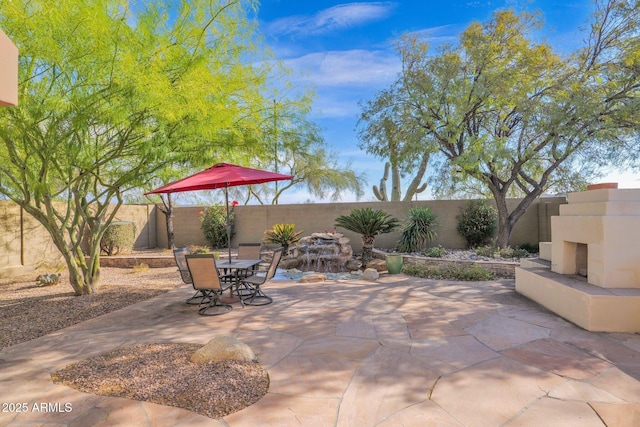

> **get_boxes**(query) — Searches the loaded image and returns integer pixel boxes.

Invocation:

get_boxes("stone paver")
[1,275,639,426]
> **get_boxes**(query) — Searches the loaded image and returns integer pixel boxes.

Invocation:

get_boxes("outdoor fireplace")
[550,188,640,288]
[516,185,640,332]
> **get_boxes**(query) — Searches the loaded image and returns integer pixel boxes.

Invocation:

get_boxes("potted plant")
[385,253,404,274]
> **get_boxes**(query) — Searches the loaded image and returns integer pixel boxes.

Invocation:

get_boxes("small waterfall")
[289,232,353,272]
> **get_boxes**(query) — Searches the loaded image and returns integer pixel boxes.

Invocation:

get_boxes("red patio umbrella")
[145,163,293,262]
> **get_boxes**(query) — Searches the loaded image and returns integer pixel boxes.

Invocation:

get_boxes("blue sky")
[254,1,638,203]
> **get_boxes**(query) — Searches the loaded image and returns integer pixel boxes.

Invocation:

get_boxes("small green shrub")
[200,205,233,249]
[518,243,539,253]
[402,262,494,281]
[132,262,149,273]
[474,245,496,258]
[263,224,303,253]
[456,200,497,248]
[35,273,60,286]
[424,245,447,258]
[474,245,530,259]
[398,207,438,252]
[101,221,136,255]
[188,245,212,255]
[499,246,530,259]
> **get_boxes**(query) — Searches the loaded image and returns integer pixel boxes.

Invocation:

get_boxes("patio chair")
[174,247,208,305]
[185,254,233,316]
[237,242,262,275]
[239,247,283,306]
[221,242,262,284]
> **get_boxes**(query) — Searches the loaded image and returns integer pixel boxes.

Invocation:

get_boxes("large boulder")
[279,257,301,270]
[362,268,380,281]
[345,259,362,271]
[300,273,327,283]
[190,336,256,364]
[366,259,387,272]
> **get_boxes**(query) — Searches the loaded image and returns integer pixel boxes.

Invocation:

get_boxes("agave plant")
[263,223,303,253]
[334,208,400,263]
[398,207,438,253]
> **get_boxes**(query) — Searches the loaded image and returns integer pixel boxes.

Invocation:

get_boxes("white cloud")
[283,49,400,87]
[268,2,398,36]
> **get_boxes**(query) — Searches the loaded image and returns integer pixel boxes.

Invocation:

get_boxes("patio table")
[216,259,262,305]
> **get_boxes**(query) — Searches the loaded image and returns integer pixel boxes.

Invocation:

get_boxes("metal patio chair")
[184,254,233,316]
[173,247,208,305]
[239,247,283,306]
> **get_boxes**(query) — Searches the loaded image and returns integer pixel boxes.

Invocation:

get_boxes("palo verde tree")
[361,1,640,247]
[0,0,273,294]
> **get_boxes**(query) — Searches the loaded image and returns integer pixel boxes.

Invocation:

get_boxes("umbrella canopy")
[145,163,293,262]
[145,162,293,195]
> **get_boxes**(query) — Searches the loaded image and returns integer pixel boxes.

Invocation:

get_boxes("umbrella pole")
[225,184,232,263]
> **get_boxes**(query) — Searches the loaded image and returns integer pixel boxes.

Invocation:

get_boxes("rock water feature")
[289,232,353,272]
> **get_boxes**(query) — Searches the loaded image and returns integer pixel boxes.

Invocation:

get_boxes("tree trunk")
[361,235,376,263]
[161,194,175,249]
[490,186,512,248]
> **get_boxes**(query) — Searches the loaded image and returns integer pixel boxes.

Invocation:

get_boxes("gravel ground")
[1,260,269,419]
[0,265,183,349]
[51,343,269,419]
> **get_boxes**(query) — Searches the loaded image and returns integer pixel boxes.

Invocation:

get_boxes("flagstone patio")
[1,275,639,426]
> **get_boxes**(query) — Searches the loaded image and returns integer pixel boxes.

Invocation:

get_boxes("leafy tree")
[245,100,366,204]
[334,208,400,263]
[360,2,640,247]
[0,0,273,294]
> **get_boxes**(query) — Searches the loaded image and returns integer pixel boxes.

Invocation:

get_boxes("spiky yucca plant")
[263,224,303,253]
[398,207,438,253]
[334,208,400,263]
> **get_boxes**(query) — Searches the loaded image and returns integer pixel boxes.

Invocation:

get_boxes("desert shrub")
[132,262,149,273]
[474,245,496,257]
[402,262,494,281]
[200,205,233,249]
[424,245,447,258]
[475,245,530,259]
[263,224,303,253]
[397,207,438,252]
[35,273,61,286]
[456,200,497,248]
[518,243,539,253]
[188,245,216,255]
[499,246,530,259]
[101,221,136,255]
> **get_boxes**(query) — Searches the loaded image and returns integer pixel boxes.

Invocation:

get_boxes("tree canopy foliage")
[0,0,276,294]
[358,0,640,246]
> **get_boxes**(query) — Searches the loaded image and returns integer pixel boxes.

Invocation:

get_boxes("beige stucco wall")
[0,197,562,278]
[156,198,565,252]
[0,28,18,107]
[0,201,156,278]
